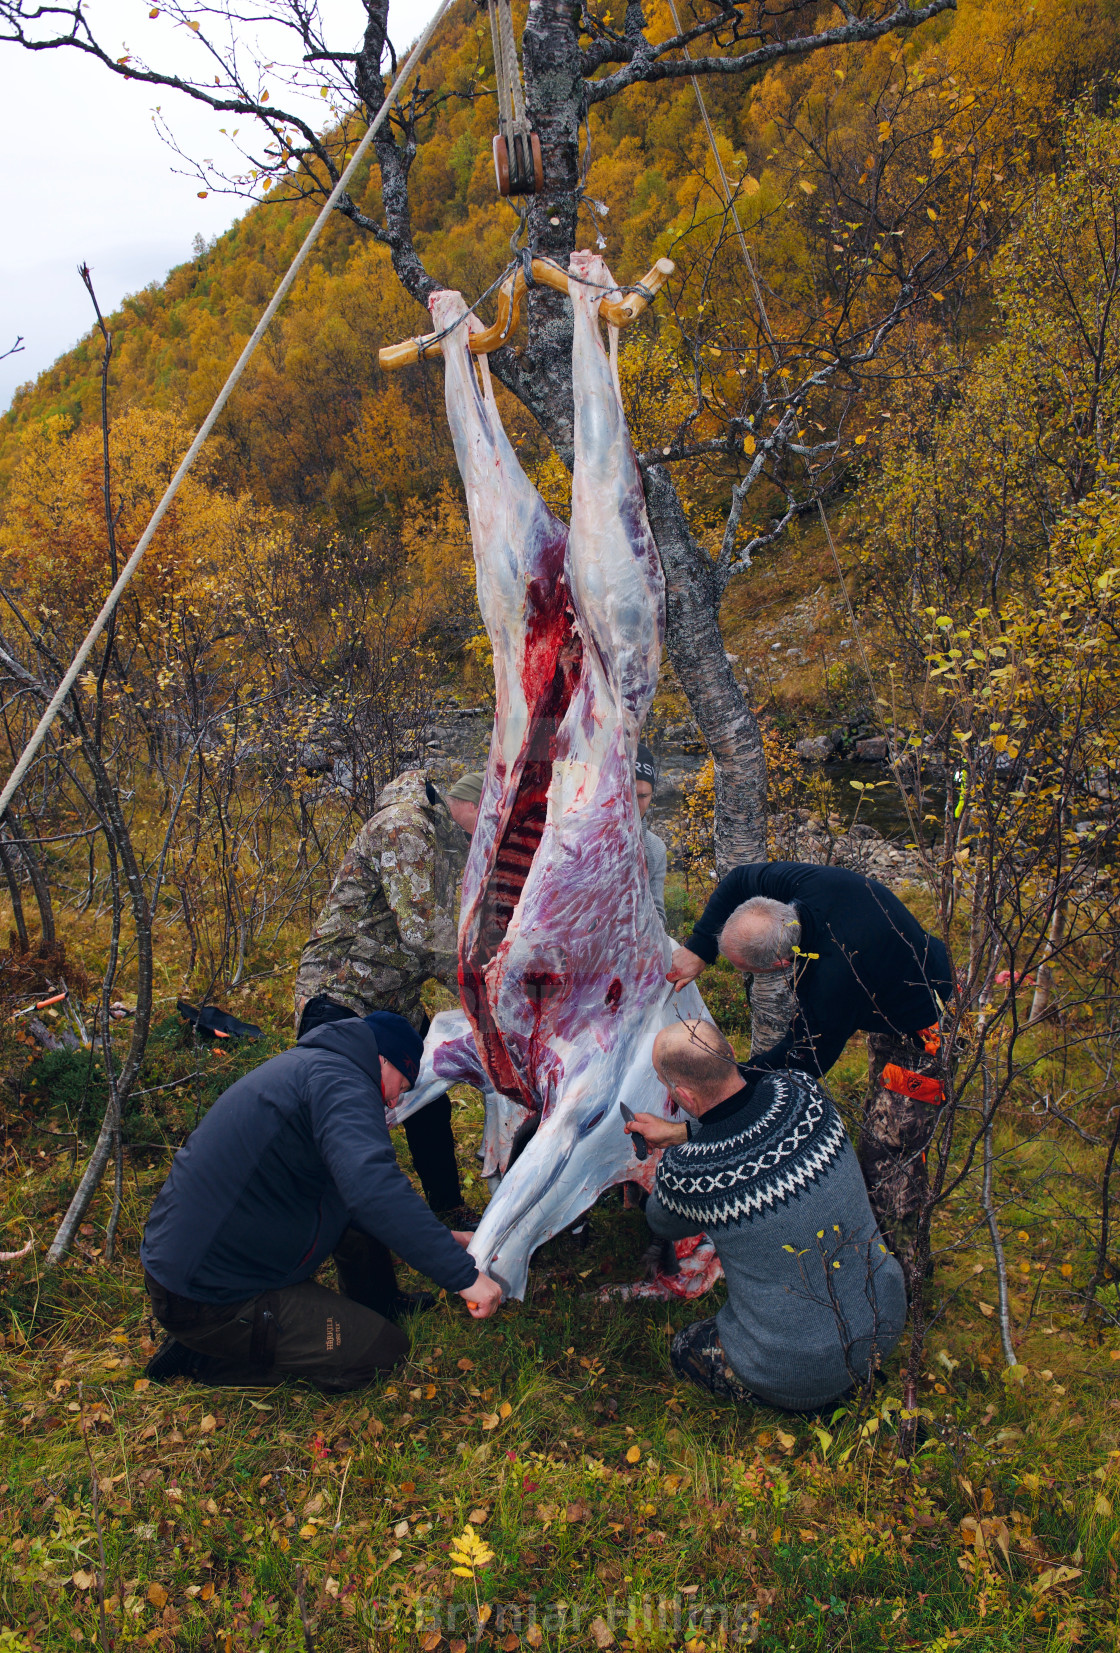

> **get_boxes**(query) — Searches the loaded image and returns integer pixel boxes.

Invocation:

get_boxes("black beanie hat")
[635,743,656,785]
[364,1011,425,1086]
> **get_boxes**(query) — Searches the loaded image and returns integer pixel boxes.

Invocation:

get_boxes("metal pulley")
[487,0,544,197]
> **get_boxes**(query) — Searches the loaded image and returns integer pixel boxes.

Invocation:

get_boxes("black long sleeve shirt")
[685,861,953,1077]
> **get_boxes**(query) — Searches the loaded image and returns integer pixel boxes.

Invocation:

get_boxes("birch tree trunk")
[367,0,770,863]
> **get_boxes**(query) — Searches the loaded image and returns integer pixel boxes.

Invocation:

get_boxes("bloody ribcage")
[462,627,584,1106]
[477,635,579,956]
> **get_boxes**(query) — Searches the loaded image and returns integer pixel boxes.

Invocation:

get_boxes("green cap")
[448,770,485,805]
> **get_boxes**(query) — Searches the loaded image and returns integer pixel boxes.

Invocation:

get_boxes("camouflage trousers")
[858,1029,947,1287]
[670,1318,760,1404]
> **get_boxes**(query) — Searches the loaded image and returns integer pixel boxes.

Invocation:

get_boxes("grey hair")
[719,897,800,970]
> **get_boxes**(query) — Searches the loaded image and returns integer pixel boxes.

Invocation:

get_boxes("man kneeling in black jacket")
[141,1011,502,1391]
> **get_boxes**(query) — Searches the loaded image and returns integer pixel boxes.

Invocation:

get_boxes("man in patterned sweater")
[635,1020,906,1411]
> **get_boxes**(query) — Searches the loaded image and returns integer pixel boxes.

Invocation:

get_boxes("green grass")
[2,886,1119,1650]
[4,1090,1120,1652]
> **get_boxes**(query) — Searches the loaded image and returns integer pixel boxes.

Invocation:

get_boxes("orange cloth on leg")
[881,1063,944,1105]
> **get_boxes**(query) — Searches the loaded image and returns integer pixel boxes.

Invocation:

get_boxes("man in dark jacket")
[662,862,954,1271]
[141,1012,501,1391]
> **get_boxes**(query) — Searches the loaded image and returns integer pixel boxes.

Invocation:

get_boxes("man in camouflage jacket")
[294,770,471,1223]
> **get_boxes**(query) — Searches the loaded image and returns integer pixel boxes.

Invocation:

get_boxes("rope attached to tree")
[0,0,459,823]
[488,0,543,196]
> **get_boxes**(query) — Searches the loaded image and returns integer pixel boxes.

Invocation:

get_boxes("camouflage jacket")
[294,770,470,1033]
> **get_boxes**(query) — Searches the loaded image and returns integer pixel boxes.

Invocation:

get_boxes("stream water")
[827,760,948,844]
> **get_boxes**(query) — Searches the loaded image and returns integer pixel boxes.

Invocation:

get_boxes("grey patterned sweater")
[646,1070,907,1410]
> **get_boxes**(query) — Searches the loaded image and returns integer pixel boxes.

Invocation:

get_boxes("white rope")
[0,0,459,821]
[488,0,513,134]
[500,0,527,131]
[488,0,528,135]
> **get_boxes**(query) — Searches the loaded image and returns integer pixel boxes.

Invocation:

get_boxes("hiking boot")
[436,1204,480,1231]
[389,1290,438,1320]
[146,1336,204,1383]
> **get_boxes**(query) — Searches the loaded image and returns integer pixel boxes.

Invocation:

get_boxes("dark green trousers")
[145,1228,408,1392]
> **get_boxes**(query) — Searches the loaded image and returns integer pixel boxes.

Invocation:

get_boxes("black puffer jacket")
[141,1021,477,1303]
[685,861,953,1077]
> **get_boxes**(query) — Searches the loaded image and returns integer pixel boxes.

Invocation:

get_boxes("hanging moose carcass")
[389,252,718,1302]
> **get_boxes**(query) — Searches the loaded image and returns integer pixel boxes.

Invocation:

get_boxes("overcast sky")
[0,0,437,409]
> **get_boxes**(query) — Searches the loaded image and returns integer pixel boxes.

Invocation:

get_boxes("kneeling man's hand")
[460,1271,503,1319]
[627,1112,688,1149]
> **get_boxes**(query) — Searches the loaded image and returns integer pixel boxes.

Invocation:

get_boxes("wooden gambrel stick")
[379,256,675,370]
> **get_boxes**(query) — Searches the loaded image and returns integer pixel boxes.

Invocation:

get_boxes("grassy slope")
[2,879,1119,1652]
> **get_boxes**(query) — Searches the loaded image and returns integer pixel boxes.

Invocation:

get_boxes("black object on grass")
[176,1000,262,1042]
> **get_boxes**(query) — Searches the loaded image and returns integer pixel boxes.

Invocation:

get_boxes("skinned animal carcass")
[391,1005,529,1183]
[397,254,714,1301]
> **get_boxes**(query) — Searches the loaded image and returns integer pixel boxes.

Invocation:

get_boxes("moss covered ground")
[2,893,1119,1652]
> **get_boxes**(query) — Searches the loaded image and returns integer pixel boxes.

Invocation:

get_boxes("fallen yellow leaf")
[978,1301,995,1317]
[625,1445,641,1463]
[147,1582,168,1608]
[499,1400,512,1419]
[1033,1565,1082,1595]
[469,1506,489,1523]
[72,1569,94,1591]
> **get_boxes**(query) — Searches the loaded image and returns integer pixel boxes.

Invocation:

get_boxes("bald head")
[653,1019,741,1114]
[720,897,800,973]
